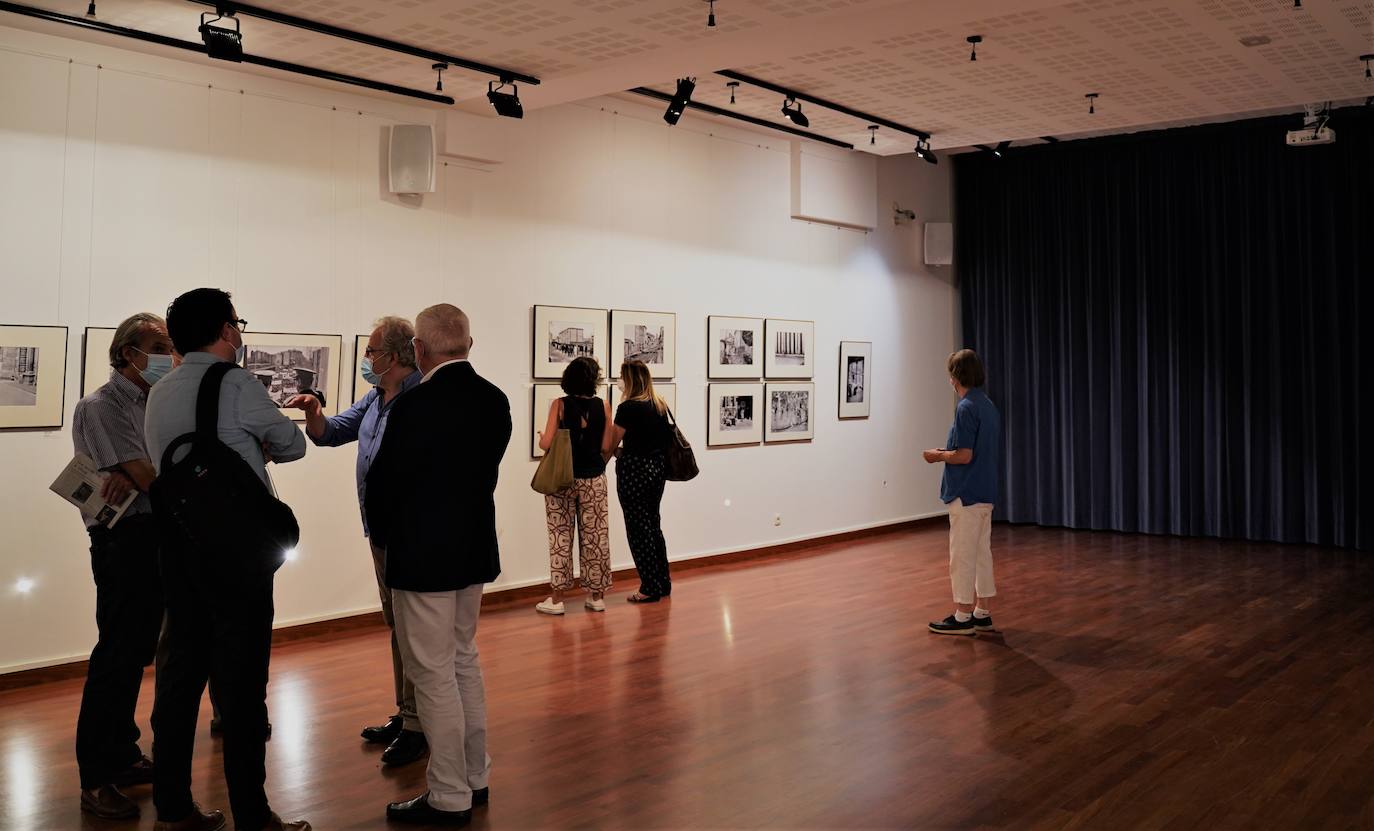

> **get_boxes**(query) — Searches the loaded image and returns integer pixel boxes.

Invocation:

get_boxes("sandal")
[627,592,661,604]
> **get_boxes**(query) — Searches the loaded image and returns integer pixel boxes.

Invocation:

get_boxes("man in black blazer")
[364,303,511,827]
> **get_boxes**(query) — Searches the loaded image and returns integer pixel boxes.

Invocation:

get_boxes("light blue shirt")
[312,369,421,535]
[145,352,306,487]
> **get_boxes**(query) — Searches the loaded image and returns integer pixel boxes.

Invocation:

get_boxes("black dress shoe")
[386,792,470,826]
[360,714,404,745]
[472,787,488,807]
[112,753,155,787]
[80,785,139,819]
[381,730,429,767]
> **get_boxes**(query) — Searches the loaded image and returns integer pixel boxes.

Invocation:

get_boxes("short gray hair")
[415,304,471,358]
[373,316,416,368]
[109,313,166,370]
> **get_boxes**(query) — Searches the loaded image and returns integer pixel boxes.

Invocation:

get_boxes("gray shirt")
[72,370,153,528]
[145,352,306,487]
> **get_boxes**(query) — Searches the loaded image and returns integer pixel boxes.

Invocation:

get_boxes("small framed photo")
[351,335,370,405]
[533,305,608,380]
[838,341,872,419]
[610,309,675,379]
[0,324,68,430]
[611,382,677,418]
[765,383,815,442]
[764,319,814,379]
[707,316,763,379]
[531,383,612,459]
[707,382,763,446]
[82,327,117,397]
[240,332,344,422]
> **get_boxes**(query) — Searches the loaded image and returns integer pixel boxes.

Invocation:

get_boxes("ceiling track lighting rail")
[628,87,854,149]
[185,0,540,87]
[0,0,454,104]
[717,69,930,141]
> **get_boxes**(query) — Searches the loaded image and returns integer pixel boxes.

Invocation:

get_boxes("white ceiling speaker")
[388,124,436,195]
[924,222,953,266]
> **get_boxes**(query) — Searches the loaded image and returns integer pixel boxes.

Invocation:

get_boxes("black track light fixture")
[1085,92,1099,114]
[726,80,739,104]
[967,35,982,62]
[706,0,716,27]
[433,62,447,92]
[86,0,96,17]
[914,137,938,165]
[487,79,523,118]
[975,140,1011,158]
[1362,54,1373,80]
[199,7,243,62]
[781,96,809,128]
[1293,0,1301,8]
[664,76,696,125]
[868,125,878,145]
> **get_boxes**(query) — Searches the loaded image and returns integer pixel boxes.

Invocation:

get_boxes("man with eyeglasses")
[144,288,310,831]
[285,316,427,769]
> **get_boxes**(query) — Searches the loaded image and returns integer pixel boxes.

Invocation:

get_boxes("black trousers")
[75,513,163,790]
[151,528,275,830]
[616,453,671,597]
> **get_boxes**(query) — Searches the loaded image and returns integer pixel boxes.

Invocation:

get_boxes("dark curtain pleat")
[956,106,1371,550]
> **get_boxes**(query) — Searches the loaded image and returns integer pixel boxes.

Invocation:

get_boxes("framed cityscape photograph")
[240,332,343,422]
[610,309,675,379]
[82,327,116,397]
[531,382,611,459]
[707,382,762,446]
[765,383,815,442]
[532,305,608,380]
[0,324,68,430]
[764,319,815,379]
[707,315,763,379]
[838,341,872,419]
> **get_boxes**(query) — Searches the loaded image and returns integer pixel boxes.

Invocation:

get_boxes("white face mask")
[232,328,245,364]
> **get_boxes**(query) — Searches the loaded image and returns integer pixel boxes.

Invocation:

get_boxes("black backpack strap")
[196,361,235,441]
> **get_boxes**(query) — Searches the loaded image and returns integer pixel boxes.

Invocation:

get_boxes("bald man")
[364,303,512,827]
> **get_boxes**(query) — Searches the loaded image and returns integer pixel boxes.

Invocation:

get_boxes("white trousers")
[948,498,995,605]
[393,584,491,812]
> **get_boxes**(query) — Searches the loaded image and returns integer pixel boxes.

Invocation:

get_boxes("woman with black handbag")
[605,360,676,603]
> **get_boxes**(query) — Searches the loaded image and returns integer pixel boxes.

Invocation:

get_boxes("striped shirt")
[72,370,153,528]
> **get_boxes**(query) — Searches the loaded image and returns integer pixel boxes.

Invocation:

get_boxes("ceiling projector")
[1287,103,1334,147]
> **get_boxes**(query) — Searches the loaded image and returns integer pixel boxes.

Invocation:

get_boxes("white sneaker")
[535,597,565,615]
[584,597,606,612]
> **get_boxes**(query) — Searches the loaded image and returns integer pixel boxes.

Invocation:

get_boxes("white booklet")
[49,453,139,528]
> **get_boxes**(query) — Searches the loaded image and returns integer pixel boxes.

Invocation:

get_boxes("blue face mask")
[133,349,173,386]
[361,354,390,386]
[233,330,246,365]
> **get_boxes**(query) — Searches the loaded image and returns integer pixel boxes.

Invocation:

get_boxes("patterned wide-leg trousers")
[615,454,671,598]
[544,475,613,593]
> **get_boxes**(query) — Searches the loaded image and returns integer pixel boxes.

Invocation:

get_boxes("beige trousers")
[948,498,995,605]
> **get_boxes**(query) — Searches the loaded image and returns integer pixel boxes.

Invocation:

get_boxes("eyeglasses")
[363,347,389,357]
[229,319,249,332]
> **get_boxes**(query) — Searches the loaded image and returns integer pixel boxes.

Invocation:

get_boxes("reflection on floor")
[2,523,1372,829]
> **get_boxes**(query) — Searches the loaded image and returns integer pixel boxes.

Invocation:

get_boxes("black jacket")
[365,361,512,592]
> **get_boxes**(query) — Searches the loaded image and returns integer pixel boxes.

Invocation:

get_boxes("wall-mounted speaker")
[924,221,953,266]
[388,125,435,195]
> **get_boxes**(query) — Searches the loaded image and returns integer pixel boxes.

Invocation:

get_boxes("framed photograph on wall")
[707,316,763,379]
[82,327,116,397]
[240,332,343,422]
[610,309,675,379]
[0,324,68,430]
[838,341,872,419]
[533,305,608,380]
[707,382,763,446]
[351,334,370,405]
[765,383,815,442]
[764,319,815,379]
[611,382,676,418]
[531,383,612,459]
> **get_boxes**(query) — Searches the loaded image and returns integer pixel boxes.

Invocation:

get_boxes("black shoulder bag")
[149,362,300,574]
[663,406,699,482]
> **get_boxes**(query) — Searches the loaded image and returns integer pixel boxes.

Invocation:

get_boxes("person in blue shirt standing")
[923,349,1002,636]
[285,316,427,768]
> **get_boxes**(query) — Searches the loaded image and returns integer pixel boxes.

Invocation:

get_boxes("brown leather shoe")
[257,812,311,830]
[112,753,155,787]
[153,803,227,831]
[80,785,139,819]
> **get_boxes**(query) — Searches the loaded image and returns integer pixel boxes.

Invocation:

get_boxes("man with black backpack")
[143,288,311,831]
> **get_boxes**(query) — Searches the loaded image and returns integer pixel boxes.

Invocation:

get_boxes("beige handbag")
[531,427,575,495]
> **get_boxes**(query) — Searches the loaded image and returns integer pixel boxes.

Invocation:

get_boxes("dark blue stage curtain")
[955,106,1371,550]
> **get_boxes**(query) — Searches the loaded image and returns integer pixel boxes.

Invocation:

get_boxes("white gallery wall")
[0,23,959,674]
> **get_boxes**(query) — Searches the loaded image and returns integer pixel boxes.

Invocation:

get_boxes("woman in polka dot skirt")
[604,360,674,602]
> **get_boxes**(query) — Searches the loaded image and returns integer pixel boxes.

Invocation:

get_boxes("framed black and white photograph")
[240,332,343,422]
[533,305,609,380]
[531,382,612,459]
[611,382,677,419]
[838,341,872,419]
[0,324,68,430]
[707,382,763,446]
[707,316,763,379]
[351,334,369,405]
[610,309,675,379]
[765,383,815,442]
[82,327,116,397]
[764,319,815,379]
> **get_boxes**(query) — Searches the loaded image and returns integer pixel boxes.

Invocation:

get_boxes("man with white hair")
[365,303,511,827]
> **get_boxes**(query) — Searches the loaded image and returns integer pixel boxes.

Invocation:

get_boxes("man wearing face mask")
[70,312,174,821]
[285,316,426,768]
[144,288,310,831]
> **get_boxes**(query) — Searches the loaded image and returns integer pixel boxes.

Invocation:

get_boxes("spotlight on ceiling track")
[487,80,523,118]
[86,1,96,17]
[664,76,696,125]
[967,35,982,62]
[914,137,938,165]
[706,0,716,27]
[975,140,1011,158]
[433,62,447,92]
[1293,0,1300,8]
[199,7,243,62]
[726,80,739,104]
[868,125,878,145]
[781,96,809,128]
[1362,54,1373,80]
[1085,92,1099,114]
